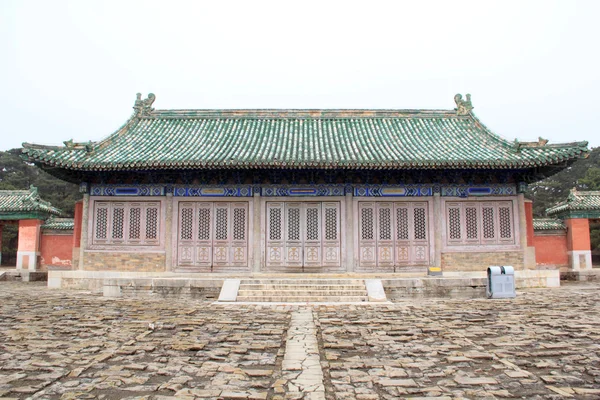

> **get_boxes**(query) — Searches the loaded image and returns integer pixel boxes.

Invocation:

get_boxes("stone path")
[0,281,600,399]
[280,309,325,399]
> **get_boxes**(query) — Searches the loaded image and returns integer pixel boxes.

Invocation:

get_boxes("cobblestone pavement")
[0,281,599,399]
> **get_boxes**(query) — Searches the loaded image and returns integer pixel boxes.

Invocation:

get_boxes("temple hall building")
[21,94,589,291]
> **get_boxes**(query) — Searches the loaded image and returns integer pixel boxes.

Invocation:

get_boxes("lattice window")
[215,208,228,241]
[361,207,374,240]
[233,207,246,241]
[379,207,391,240]
[288,207,300,241]
[146,206,158,240]
[180,207,194,240]
[396,207,409,240]
[446,201,515,246]
[465,207,478,240]
[93,201,162,246]
[95,207,108,240]
[414,207,427,240]
[129,207,141,240]
[325,207,337,241]
[269,208,282,241]
[306,207,319,241]
[499,206,512,239]
[198,208,211,241]
[112,207,124,240]
[448,207,461,240]
[482,207,495,239]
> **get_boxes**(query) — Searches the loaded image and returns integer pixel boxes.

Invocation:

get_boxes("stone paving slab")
[1,281,600,399]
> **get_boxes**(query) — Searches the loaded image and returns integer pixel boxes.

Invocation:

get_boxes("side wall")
[40,230,74,270]
[533,231,569,270]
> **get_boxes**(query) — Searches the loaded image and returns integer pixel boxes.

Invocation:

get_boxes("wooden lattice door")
[358,201,430,270]
[177,202,248,271]
[265,201,340,271]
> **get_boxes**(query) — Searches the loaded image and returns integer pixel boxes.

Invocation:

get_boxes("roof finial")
[133,93,156,117]
[454,93,473,115]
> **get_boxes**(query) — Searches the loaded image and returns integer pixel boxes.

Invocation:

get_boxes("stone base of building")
[560,269,600,281]
[48,269,561,299]
[1,269,48,282]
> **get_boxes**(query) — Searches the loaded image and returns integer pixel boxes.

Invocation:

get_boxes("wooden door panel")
[359,201,431,269]
[177,201,248,270]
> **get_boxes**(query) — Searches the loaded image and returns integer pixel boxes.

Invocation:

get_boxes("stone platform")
[47,269,561,300]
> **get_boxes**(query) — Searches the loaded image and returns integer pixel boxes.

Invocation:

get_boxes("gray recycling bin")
[486,266,516,299]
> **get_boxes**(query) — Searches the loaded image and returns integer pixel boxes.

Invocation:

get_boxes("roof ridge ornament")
[133,93,156,117]
[454,93,473,115]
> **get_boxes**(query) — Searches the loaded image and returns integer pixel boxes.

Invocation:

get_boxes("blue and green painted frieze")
[87,183,517,198]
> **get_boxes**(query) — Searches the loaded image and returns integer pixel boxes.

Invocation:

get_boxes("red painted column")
[523,199,536,268]
[524,201,534,247]
[565,218,592,270]
[72,201,83,267]
[17,219,43,270]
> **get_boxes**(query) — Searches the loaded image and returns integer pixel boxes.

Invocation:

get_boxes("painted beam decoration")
[88,184,517,197]
[262,185,348,197]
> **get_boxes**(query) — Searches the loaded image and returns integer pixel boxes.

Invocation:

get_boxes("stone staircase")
[235,279,370,302]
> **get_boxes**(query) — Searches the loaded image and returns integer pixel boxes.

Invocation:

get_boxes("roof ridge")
[144,108,463,119]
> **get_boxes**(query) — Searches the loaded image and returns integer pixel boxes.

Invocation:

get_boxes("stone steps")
[240,279,366,285]
[238,289,368,297]
[236,295,369,303]
[239,284,366,291]
[234,278,370,303]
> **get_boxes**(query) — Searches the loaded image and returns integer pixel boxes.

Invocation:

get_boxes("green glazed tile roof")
[533,218,566,231]
[21,94,588,172]
[0,186,62,217]
[547,189,600,216]
[41,217,74,230]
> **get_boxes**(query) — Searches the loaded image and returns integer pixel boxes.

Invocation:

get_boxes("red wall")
[40,233,73,269]
[534,233,569,267]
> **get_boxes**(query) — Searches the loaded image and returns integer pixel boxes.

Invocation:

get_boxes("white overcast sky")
[1,0,599,151]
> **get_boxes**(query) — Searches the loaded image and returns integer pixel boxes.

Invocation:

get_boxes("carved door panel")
[377,203,395,268]
[230,203,249,267]
[411,202,429,264]
[194,203,213,268]
[285,203,303,267]
[177,202,248,271]
[266,202,285,267]
[358,202,377,268]
[212,204,230,266]
[303,203,322,267]
[322,202,341,267]
[178,203,198,267]
[394,204,410,264]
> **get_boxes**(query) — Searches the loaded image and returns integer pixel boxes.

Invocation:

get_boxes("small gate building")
[21,94,588,288]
